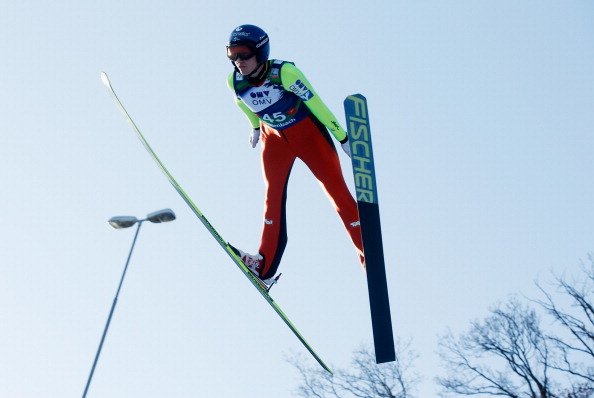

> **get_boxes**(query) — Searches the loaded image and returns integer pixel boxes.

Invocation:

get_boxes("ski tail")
[344,94,396,364]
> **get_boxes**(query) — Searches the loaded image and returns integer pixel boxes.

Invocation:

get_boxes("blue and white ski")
[101,72,331,373]
[344,94,395,364]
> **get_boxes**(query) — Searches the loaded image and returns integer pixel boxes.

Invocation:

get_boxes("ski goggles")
[226,45,256,62]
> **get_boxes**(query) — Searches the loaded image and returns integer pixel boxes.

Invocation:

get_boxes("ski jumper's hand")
[340,139,351,157]
[229,88,261,147]
[250,128,260,148]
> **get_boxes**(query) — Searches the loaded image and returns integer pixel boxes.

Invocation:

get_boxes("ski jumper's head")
[227,24,270,79]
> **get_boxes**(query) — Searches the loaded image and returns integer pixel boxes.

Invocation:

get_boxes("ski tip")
[345,93,366,103]
[100,72,110,87]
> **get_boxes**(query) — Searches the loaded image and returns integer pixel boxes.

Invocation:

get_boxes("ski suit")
[228,59,364,279]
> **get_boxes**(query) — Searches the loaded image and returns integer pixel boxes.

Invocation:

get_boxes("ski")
[344,94,395,364]
[100,72,332,373]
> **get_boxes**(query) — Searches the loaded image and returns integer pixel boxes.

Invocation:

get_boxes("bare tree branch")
[437,296,558,397]
[438,256,594,397]
[533,255,594,385]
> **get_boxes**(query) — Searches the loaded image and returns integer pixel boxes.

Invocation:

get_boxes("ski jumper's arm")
[227,73,261,129]
[279,63,348,143]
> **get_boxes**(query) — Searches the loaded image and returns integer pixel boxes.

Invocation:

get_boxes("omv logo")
[249,90,272,105]
[289,80,314,101]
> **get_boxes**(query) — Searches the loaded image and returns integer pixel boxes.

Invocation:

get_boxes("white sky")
[1,1,593,397]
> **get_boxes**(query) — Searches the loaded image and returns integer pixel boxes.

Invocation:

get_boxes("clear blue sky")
[1,1,593,397]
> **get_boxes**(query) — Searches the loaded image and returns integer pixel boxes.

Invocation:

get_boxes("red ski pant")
[258,116,364,279]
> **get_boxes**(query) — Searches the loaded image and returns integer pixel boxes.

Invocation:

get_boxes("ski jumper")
[228,59,364,279]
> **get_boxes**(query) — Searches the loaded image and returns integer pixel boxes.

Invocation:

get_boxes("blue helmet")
[227,24,270,63]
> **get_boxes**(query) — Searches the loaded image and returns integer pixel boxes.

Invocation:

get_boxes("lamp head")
[107,216,139,229]
[146,208,176,224]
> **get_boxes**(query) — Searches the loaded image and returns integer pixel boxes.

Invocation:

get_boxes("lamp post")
[82,208,176,398]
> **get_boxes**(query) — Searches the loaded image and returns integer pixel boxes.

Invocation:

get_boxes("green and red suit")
[228,59,364,279]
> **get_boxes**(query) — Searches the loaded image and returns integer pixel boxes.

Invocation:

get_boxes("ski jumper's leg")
[285,116,365,266]
[258,124,296,279]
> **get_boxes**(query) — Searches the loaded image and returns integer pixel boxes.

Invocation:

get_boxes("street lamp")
[82,208,176,398]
